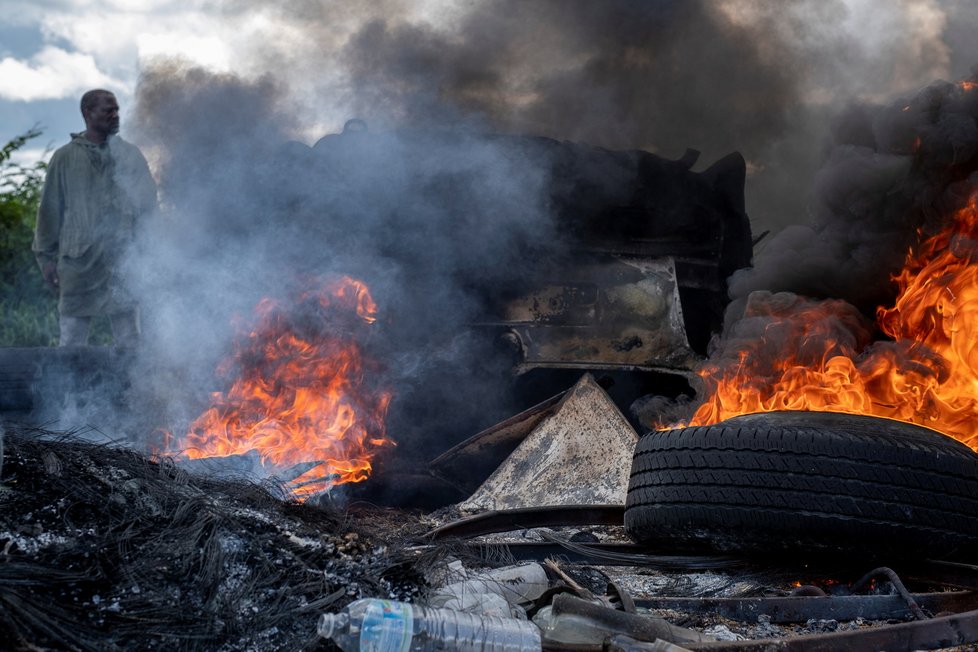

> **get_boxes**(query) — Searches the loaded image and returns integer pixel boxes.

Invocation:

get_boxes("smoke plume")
[730,77,978,316]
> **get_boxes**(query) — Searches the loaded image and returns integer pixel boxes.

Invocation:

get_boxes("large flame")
[171,276,393,498]
[690,191,978,451]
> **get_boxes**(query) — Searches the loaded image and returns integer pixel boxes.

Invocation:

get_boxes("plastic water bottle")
[430,563,549,608]
[318,598,542,651]
[428,562,549,617]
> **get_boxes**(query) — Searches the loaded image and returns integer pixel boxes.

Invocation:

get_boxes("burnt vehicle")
[310,127,753,414]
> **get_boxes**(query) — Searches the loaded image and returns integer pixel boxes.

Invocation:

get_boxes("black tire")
[624,411,978,559]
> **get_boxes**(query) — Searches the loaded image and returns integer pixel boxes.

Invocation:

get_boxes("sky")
[0,1,463,165]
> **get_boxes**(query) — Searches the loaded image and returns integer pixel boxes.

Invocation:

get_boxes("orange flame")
[690,192,978,451]
[172,276,393,498]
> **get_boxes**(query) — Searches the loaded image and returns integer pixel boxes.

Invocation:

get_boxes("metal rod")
[683,605,978,651]
[850,567,927,620]
[550,594,711,646]
[466,541,741,570]
[426,504,626,539]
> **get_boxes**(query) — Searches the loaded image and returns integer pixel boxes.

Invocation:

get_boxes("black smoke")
[729,77,978,317]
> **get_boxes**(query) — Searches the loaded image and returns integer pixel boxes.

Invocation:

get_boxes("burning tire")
[624,411,978,559]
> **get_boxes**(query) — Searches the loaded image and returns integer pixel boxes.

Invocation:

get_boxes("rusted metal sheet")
[540,607,978,652]
[495,256,698,373]
[459,374,639,512]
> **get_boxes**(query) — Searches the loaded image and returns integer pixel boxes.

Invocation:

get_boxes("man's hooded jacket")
[33,133,157,317]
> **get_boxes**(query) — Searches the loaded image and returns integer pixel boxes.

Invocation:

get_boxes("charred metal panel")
[310,129,752,372]
[496,256,697,373]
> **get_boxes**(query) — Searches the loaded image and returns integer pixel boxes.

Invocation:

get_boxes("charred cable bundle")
[0,425,426,651]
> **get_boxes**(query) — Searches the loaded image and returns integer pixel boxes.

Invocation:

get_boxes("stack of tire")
[624,411,978,559]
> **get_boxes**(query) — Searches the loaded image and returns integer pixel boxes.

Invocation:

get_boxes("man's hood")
[69,133,123,149]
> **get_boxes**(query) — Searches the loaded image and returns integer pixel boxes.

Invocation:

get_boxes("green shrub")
[0,129,58,346]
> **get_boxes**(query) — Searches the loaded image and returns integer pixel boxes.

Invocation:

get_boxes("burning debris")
[124,61,754,456]
[691,189,978,448]
[162,276,393,499]
[683,78,978,452]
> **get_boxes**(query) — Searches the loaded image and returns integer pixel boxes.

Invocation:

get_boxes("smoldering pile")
[0,423,427,651]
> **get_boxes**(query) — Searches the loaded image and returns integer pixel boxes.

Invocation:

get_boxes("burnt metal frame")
[683,607,978,651]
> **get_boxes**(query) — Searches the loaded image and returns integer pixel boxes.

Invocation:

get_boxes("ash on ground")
[0,424,428,651]
[2,425,971,651]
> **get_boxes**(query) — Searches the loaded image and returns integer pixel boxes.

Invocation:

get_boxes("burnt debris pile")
[0,424,425,651]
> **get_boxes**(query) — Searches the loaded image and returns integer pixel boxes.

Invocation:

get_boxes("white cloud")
[9,146,51,167]
[137,32,232,71]
[35,3,267,79]
[41,9,182,75]
[0,1,434,111]
[0,46,124,101]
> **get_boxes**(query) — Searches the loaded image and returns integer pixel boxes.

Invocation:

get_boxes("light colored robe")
[33,133,157,317]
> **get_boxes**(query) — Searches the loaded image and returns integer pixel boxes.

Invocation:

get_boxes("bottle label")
[360,599,413,652]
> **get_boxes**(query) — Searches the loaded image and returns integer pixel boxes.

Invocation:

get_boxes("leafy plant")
[0,128,58,346]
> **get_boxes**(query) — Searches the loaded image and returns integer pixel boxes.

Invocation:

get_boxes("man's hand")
[41,262,59,292]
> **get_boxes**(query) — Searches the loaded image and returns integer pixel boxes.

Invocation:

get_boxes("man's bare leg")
[110,309,140,347]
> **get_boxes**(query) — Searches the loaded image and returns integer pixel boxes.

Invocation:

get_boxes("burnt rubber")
[624,411,978,560]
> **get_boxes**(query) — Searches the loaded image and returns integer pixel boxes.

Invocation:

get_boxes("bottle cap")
[317,613,337,638]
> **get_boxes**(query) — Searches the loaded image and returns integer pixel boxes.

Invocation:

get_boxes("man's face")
[87,94,120,137]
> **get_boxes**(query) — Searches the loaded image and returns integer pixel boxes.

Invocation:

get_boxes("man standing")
[33,89,157,346]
